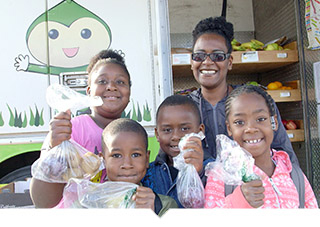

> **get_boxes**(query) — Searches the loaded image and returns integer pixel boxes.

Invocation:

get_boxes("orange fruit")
[267,82,279,90]
[274,81,282,88]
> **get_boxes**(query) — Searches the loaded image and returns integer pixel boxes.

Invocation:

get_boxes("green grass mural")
[6,104,44,128]
[30,105,44,127]
[137,103,142,122]
[143,101,151,122]
[6,104,27,128]
[121,100,152,122]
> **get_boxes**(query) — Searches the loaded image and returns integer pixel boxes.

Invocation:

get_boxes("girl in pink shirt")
[205,85,318,208]
[30,49,131,208]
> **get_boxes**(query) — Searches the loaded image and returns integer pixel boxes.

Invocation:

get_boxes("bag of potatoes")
[31,84,103,183]
[31,139,102,183]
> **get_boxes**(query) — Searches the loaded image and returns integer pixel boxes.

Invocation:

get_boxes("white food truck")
[0,0,172,183]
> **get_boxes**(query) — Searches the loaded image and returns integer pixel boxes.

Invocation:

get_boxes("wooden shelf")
[285,120,304,142]
[267,89,301,102]
[267,80,301,102]
[230,49,298,74]
[171,41,299,76]
[287,129,304,142]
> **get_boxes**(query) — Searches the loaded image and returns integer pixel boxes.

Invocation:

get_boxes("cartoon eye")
[81,28,92,39]
[48,29,59,39]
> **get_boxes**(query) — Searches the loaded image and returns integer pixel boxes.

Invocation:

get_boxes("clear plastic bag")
[62,178,138,208]
[31,84,103,183]
[173,132,205,208]
[46,83,103,114]
[205,134,260,185]
[31,139,102,183]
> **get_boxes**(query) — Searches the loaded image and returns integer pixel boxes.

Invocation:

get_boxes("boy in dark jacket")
[141,95,213,207]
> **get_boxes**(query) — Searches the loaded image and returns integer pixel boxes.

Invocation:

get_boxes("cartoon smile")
[62,47,79,58]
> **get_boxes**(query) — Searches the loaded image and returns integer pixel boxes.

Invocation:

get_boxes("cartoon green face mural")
[15,0,111,75]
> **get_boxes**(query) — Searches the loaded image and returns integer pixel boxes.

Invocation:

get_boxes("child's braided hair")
[192,16,234,53]
[225,84,276,120]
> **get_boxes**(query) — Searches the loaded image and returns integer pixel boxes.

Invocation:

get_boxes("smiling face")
[226,93,278,161]
[87,62,130,120]
[155,104,204,159]
[191,33,233,90]
[103,131,149,184]
[27,18,111,68]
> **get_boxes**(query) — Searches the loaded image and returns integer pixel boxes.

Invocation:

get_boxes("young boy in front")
[45,118,177,215]
[100,118,177,215]
[141,95,214,207]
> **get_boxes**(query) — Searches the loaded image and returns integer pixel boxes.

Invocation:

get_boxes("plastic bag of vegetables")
[62,178,137,208]
[173,132,205,208]
[31,84,103,183]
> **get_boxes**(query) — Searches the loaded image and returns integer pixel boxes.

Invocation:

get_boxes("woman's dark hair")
[87,49,131,86]
[156,95,201,125]
[101,118,148,154]
[192,16,234,53]
[225,84,276,119]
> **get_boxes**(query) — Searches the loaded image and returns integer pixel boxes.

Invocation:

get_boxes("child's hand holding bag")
[31,84,103,183]
[205,134,260,185]
[62,178,138,208]
[173,132,205,208]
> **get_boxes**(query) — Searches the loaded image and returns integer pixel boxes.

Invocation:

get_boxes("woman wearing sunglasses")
[187,16,299,167]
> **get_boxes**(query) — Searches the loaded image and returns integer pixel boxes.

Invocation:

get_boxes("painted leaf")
[17,112,22,128]
[14,108,19,127]
[29,107,35,126]
[22,111,28,128]
[137,103,142,122]
[143,101,151,122]
[131,100,137,121]
[35,105,40,126]
[14,109,22,128]
[125,110,131,119]
[0,112,4,127]
[40,108,44,126]
[7,104,14,126]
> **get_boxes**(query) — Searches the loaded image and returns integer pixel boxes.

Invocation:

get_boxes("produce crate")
[171,42,299,77]
[267,80,301,102]
[230,41,299,74]
[285,120,304,142]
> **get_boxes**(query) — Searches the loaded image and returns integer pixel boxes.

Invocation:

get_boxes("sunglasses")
[191,52,231,62]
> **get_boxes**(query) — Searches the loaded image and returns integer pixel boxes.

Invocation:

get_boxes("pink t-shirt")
[71,114,103,154]
[55,115,105,208]
[70,114,106,183]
